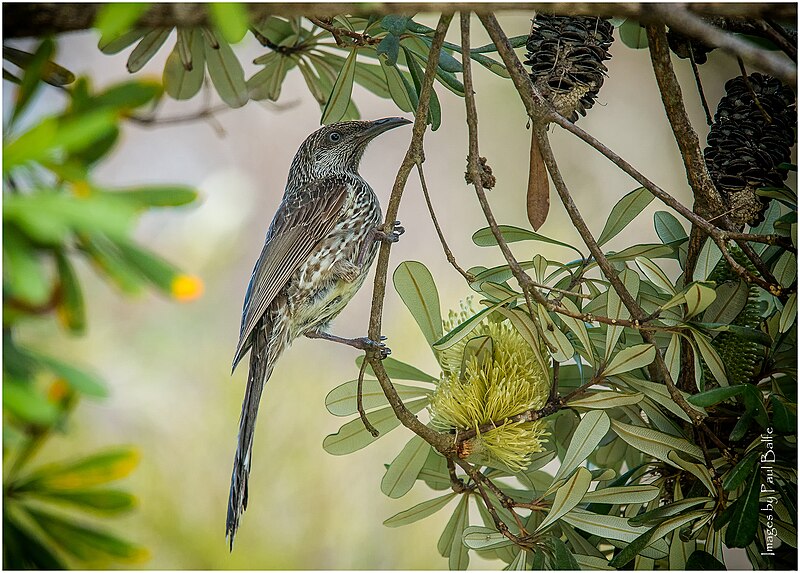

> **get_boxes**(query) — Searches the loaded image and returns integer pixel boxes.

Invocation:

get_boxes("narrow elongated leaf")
[558,297,593,360]
[493,306,550,376]
[629,497,712,526]
[438,494,468,556]
[684,282,717,318]
[127,28,170,73]
[403,47,441,130]
[619,20,648,48]
[537,304,574,362]
[620,375,705,422]
[694,239,723,281]
[773,251,797,288]
[108,185,198,207]
[610,418,703,463]
[725,465,760,547]
[581,484,659,504]
[11,39,54,125]
[610,510,708,567]
[381,435,430,498]
[779,292,796,333]
[34,353,107,398]
[393,261,443,346]
[603,344,656,376]
[17,448,140,490]
[686,550,726,569]
[667,451,715,493]
[722,449,760,492]
[383,493,456,527]
[204,32,248,107]
[354,60,391,98]
[552,411,609,484]
[95,3,149,42]
[98,28,146,54]
[561,509,649,543]
[527,130,550,230]
[325,378,430,416]
[164,29,205,100]
[654,211,688,244]
[635,256,675,295]
[604,269,640,359]
[322,397,428,455]
[3,379,59,425]
[702,280,749,326]
[433,295,515,351]
[687,385,745,407]
[472,225,583,258]
[462,526,513,550]
[209,2,249,43]
[54,250,85,333]
[606,243,678,262]
[3,229,50,305]
[569,391,643,409]
[691,330,727,386]
[598,187,653,246]
[355,355,437,383]
[537,467,592,532]
[28,489,136,514]
[321,49,357,124]
[379,54,414,112]
[664,333,681,384]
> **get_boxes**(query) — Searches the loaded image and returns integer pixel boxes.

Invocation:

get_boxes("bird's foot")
[305,331,391,359]
[374,221,404,244]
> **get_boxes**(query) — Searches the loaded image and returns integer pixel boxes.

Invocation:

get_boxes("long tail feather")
[226,299,287,550]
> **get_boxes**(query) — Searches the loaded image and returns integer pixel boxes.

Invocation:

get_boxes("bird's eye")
[327,131,342,143]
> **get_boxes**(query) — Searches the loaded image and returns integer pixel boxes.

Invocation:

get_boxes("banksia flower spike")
[431,301,550,472]
[524,14,615,121]
[704,73,797,227]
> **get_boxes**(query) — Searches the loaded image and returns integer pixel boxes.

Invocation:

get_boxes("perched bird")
[226,117,411,548]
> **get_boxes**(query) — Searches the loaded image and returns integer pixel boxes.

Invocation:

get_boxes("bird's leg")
[356,221,405,267]
[305,330,391,359]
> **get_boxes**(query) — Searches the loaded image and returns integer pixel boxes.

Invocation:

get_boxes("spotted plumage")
[226,118,410,548]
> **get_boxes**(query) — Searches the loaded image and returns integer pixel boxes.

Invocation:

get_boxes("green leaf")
[112,240,183,295]
[603,344,656,377]
[604,269,640,359]
[667,451,716,493]
[620,375,705,422]
[557,298,593,360]
[610,510,708,568]
[686,550,726,570]
[609,419,703,463]
[684,282,717,318]
[740,384,768,427]
[126,28,171,73]
[25,506,147,562]
[552,411,610,484]
[462,526,513,550]
[701,280,749,326]
[27,489,136,514]
[377,34,401,66]
[381,435,430,498]
[549,536,580,570]
[355,355,437,383]
[34,353,107,398]
[321,48,357,124]
[379,54,414,112]
[537,304,575,362]
[691,330,727,386]
[434,295,515,351]
[433,67,465,96]
[654,211,688,244]
[3,229,50,305]
[770,395,795,433]
[98,28,147,55]
[3,378,59,425]
[353,60,391,98]
[722,449,760,491]
[251,16,294,44]
[537,467,592,532]
[10,39,54,126]
[664,333,681,384]
[597,187,654,246]
[438,494,468,556]
[561,509,649,543]
[687,385,745,407]
[322,397,428,455]
[635,256,675,295]
[472,225,584,258]
[83,235,144,295]
[54,251,85,333]
[772,251,797,289]
[449,497,470,570]
[629,497,711,526]
[324,378,430,416]
[493,306,550,376]
[3,46,74,86]
[582,484,660,504]
[16,448,140,490]
[380,15,410,35]
[209,2,249,43]
[725,464,760,547]
[247,54,292,101]
[107,185,198,207]
[694,239,723,282]
[606,242,679,262]
[619,20,648,48]
[164,29,205,100]
[204,32,248,107]
[403,47,441,131]
[4,513,67,569]
[393,261,443,346]
[383,492,456,527]
[95,3,149,43]
[779,293,796,333]
[569,391,643,410]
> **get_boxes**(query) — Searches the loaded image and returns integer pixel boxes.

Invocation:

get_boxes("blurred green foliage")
[3,38,201,568]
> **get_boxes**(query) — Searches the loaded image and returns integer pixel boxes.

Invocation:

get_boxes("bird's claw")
[359,336,391,360]
[376,221,404,244]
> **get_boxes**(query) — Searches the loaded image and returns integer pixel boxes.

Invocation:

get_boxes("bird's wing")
[232,177,351,370]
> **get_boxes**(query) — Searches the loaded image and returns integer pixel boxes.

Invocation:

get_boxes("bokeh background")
[6,11,760,569]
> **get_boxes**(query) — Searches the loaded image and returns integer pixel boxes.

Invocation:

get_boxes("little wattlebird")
[226,117,411,548]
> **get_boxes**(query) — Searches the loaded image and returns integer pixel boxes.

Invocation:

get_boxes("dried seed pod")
[524,14,614,121]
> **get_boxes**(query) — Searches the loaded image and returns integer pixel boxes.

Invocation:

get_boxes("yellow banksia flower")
[170,274,204,302]
[431,302,550,472]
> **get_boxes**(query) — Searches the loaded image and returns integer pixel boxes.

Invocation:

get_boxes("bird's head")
[288,117,411,184]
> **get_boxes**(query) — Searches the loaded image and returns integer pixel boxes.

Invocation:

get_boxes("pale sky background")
[6,11,763,569]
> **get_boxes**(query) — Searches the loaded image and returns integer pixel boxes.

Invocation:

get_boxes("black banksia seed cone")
[524,14,614,121]
[704,73,797,227]
[666,28,714,64]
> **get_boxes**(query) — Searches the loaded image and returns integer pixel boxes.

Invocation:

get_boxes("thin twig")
[356,357,378,437]
[688,47,713,126]
[416,162,475,282]
[736,57,772,123]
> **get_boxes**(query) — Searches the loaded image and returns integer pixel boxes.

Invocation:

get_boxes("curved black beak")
[359,117,412,140]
